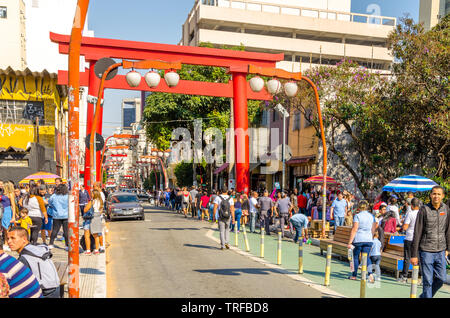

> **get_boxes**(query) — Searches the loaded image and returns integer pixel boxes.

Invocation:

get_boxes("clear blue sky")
[87,0,420,137]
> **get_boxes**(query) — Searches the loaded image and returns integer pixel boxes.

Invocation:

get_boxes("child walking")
[368,231,382,283]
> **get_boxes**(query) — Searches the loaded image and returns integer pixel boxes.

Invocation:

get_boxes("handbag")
[83,205,94,220]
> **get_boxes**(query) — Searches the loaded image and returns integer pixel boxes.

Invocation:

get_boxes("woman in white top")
[20,184,48,245]
[83,189,103,255]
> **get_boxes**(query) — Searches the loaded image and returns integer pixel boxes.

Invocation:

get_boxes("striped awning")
[304,175,338,185]
[382,175,438,193]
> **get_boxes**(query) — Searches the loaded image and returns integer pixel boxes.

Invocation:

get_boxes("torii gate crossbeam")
[51,32,284,194]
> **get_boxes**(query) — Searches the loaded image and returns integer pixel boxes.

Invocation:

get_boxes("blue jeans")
[368,255,381,279]
[249,212,257,232]
[231,209,242,232]
[290,219,304,243]
[352,242,373,277]
[334,216,345,230]
[419,250,447,298]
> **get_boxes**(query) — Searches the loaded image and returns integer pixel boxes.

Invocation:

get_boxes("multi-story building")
[122,98,142,133]
[0,0,94,182]
[182,0,397,192]
[419,0,450,31]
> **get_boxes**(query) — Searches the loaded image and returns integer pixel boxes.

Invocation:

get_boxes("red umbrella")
[304,175,339,185]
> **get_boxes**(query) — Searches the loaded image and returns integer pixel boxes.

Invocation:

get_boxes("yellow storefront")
[0,67,68,177]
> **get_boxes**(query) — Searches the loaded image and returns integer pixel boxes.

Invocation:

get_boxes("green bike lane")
[212,228,450,298]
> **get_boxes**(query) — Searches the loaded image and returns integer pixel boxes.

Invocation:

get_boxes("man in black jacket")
[411,186,450,298]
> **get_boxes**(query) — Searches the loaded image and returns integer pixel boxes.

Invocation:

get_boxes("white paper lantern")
[267,79,282,95]
[158,151,163,157]
[164,71,180,87]
[124,139,130,146]
[145,71,161,88]
[126,71,142,87]
[284,82,298,97]
[116,139,123,145]
[249,76,265,92]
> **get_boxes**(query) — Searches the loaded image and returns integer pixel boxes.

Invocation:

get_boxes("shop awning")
[286,156,315,165]
[214,163,229,175]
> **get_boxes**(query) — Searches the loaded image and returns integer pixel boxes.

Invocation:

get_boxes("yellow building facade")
[0,67,68,177]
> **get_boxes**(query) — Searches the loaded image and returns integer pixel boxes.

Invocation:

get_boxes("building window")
[0,100,47,125]
[0,7,6,19]
[293,111,301,130]
[304,108,313,128]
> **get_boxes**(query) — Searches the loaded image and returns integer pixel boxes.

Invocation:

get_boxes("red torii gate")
[50,32,283,194]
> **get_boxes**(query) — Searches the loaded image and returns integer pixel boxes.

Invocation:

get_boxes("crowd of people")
[0,178,108,298]
[154,184,449,298]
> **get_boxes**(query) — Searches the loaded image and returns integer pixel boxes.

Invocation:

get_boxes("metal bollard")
[298,236,304,274]
[234,224,239,247]
[260,228,265,258]
[277,232,282,265]
[324,244,332,286]
[410,265,420,298]
[360,253,368,298]
[243,224,250,252]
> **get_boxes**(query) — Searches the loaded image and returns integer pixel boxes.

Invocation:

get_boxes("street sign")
[85,133,105,151]
[274,182,280,190]
[228,179,235,190]
[94,57,119,80]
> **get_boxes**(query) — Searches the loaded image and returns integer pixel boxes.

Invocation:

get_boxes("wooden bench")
[319,226,351,258]
[54,261,68,298]
[319,228,412,278]
[380,234,411,279]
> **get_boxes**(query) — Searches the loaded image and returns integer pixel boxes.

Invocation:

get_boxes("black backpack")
[218,196,231,220]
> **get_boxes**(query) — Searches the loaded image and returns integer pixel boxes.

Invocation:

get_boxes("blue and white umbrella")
[382,175,438,193]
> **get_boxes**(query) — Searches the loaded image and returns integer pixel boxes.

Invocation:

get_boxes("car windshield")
[112,195,138,203]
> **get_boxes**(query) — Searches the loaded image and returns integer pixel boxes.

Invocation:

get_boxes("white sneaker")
[48,245,55,249]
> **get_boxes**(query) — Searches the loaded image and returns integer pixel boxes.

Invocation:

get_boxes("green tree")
[270,15,449,198]
[174,161,193,187]
[143,43,262,150]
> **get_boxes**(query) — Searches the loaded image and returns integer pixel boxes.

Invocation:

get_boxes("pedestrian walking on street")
[275,192,293,238]
[1,182,17,250]
[249,191,259,233]
[398,197,420,283]
[411,186,449,298]
[181,187,191,218]
[79,184,90,218]
[290,189,299,215]
[368,231,382,283]
[213,187,235,250]
[330,192,348,231]
[189,186,198,218]
[241,193,250,226]
[230,193,242,232]
[347,200,376,280]
[38,185,52,246]
[258,190,274,235]
[20,184,48,246]
[209,190,218,222]
[200,191,210,221]
[7,227,60,298]
[47,184,69,251]
[83,189,104,255]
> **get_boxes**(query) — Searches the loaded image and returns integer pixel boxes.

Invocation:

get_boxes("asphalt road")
[106,204,324,298]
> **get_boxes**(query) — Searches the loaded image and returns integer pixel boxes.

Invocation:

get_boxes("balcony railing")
[198,0,396,26]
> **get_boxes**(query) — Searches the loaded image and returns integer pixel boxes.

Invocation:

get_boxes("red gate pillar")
[85,60,101,189]
[232,72,250,194]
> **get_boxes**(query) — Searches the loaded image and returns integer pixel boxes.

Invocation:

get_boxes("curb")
[205,228,346,298]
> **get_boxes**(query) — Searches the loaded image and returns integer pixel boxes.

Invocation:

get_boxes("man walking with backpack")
[213,187,235,250]
[7,227,60,298]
